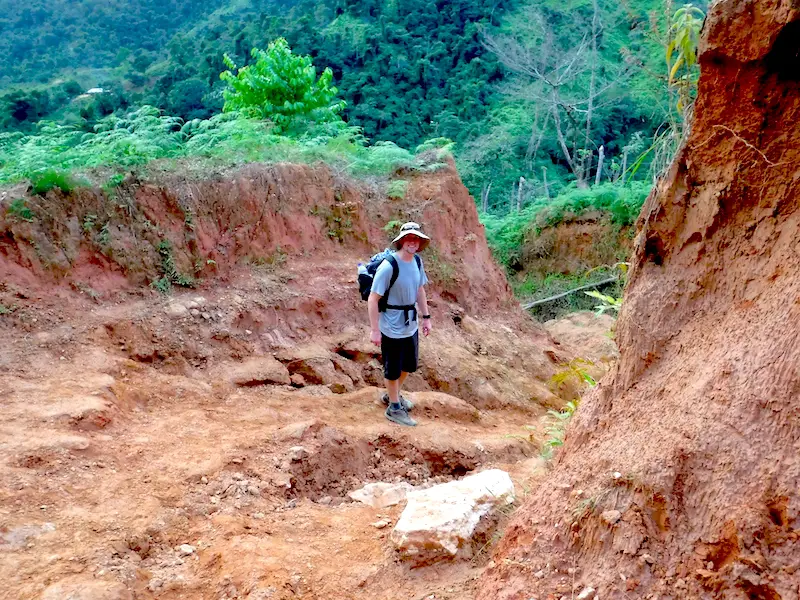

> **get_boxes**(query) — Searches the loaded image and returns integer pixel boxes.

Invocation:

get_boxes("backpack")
[358,249,422,312]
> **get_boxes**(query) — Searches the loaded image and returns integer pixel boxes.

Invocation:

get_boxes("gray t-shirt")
[371,253,428,339]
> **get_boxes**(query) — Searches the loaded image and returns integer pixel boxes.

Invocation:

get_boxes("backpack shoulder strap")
[386,255,400,293]
[414,254,422,270]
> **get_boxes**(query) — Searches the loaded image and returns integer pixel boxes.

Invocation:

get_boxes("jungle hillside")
[0,0,705,307]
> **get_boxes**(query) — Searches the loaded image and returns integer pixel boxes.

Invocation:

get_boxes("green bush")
[387,180,408,200]
[30,169,76,195]
[482,182,650,271]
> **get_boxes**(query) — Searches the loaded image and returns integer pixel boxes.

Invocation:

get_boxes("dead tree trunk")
[595,145,605,186]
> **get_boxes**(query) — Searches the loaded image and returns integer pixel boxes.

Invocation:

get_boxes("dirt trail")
[0,160,615,599]
[0,278,612,600]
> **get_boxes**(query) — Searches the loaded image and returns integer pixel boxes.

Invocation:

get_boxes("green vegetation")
[517,270,625,321]
[482,182,649,271]
[542,400,578,461]
[0,0,705,200]
[5,198,35,222]
[584,289,623,315]
[0,0,706,311]
[0,106,449,185]
[220,39,345,132]
[30,169,78,195]
[152,239,195,294]
[542,360,598,459]
[386,180,409,200]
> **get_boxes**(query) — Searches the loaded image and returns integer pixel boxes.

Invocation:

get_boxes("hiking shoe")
[385,406,417,427]
[381,392,415,411]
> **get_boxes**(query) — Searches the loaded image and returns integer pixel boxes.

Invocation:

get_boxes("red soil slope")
[478,1,800,599]
[0,159,511,317]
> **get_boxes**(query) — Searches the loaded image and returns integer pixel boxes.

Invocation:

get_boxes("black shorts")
[381,332,419,380]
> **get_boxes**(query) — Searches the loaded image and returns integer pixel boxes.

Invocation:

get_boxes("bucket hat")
[391,222,431,251]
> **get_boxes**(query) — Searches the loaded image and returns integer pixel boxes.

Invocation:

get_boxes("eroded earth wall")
[479,1,800,598]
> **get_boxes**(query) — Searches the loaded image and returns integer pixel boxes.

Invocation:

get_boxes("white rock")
[348,482,414,509]
[390,469,514,565]
[372,520,391,529]
[577,587,596,600]
[178,544,195,556]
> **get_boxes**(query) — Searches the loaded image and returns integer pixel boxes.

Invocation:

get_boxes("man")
[368,222,433,427]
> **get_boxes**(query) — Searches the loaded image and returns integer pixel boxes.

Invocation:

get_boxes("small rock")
[148,579,164,592]
[534,570,546,579]
[178,544,195,556]
[200,476,208,484]
[190,308,201,317]
[601,510,622,525]
[201,312,211,320]
[210,496,219,505]
[290,374,306,387]
[317,496,333,505]
[271,472,292,489]
[576,587,596,600]
[245,329,253,335]
[372,520,391,529]
[641,553,655,565]
[252,512,265,520]
[348,482,414,509]
[248,485,261,496]
[165,303,189,318]
[286,499,298,509]
[287,446,309,462]
[328,382,348,394]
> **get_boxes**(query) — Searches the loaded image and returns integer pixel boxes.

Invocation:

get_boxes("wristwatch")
[422,315,431,319]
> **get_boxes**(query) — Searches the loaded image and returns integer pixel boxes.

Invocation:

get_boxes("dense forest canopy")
[0,0,704,215]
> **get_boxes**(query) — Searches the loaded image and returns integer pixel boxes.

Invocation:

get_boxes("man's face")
[401,236,421,253]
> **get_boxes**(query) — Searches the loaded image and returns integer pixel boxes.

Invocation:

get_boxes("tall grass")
[0,106,445,186]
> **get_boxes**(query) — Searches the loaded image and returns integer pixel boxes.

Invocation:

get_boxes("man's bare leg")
[386,378,401,405]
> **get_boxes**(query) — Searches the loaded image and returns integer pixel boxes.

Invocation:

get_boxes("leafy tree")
[220,39,345,133]
[167,78,211,120]
[666,4,705,114]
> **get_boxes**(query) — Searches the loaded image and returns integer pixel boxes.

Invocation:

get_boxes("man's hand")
[422,319,432,337]
[370,329,382,346]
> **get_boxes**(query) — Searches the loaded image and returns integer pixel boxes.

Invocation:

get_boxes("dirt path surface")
[0,151,616,599]
[0,249,614,600]
[0,282,615,600]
